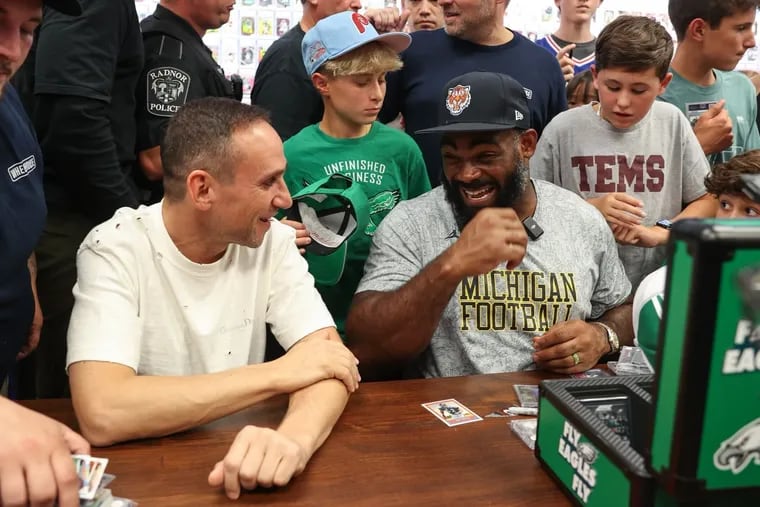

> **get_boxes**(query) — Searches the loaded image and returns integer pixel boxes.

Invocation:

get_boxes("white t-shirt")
[66,204,334,376]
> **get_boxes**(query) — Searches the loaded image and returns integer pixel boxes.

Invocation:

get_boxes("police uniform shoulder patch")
[146,66,191,118]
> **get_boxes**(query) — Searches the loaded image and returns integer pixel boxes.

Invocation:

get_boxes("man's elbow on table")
[68,361,135,447]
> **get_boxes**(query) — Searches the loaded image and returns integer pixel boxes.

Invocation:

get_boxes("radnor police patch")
[147,66,191,118]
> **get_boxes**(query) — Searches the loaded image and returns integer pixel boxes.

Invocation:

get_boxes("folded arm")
[69,326,358,447]
[207,374,349,499]
[69,360,286,446]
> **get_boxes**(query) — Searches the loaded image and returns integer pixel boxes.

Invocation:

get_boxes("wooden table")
[26,371,572,506]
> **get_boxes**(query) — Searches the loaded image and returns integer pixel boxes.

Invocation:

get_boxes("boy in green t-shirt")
[283,11,431,337]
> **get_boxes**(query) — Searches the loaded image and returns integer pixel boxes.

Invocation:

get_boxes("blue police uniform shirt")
[0,85,46,378]
[380,29,567,186]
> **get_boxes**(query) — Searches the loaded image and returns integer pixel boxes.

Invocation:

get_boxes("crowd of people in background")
[2,0,760,504]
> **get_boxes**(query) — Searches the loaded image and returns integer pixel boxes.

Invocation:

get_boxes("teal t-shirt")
[283,122,431,337]
[659,68,760,164]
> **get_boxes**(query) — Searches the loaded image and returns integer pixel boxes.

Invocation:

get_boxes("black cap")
[416,71,531,134]
[44,0,81,16]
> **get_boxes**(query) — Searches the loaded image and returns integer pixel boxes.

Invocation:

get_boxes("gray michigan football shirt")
[357,180,631,378]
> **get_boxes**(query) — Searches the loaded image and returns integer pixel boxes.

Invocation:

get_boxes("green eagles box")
[535,219,760,506]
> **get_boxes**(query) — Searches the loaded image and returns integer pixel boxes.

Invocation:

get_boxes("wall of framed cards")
[134,0,393,102]
[505,0,760,73]
[133,0,760,99]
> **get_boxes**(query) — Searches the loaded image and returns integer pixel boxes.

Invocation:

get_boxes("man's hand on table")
[208,426,309,500]
[0,397,90,507]
[272,330,361,393]
[532,320,610,374]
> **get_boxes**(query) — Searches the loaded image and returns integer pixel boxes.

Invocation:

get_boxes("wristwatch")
[594,322,620,356]
[655,218,673,230]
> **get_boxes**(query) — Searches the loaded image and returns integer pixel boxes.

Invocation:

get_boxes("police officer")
[136,0,242,202]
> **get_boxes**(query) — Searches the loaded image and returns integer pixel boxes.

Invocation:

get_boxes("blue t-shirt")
[380,28,567,185]
[0,85,46,377]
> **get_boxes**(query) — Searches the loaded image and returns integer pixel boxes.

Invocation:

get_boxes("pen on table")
[504,407,538,416]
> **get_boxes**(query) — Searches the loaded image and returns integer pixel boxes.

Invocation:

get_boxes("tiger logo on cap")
[445,85,471,116]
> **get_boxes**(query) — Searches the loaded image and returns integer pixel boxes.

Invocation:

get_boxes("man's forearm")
[595,301,634,347]
[346,252,462,364]
[70,361,290,446]
[277,379,349,459]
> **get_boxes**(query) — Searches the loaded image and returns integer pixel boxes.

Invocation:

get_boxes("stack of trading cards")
[513,384,539,408]
[510,418,538,450]
[72,455,138,507]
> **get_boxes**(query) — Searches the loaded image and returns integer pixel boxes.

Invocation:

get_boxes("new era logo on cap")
[416,71,532,135]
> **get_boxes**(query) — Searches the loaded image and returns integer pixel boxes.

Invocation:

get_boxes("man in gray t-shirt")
[345,72,632,379]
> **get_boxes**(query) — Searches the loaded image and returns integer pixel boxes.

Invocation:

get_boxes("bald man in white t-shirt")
[67,98,360,500]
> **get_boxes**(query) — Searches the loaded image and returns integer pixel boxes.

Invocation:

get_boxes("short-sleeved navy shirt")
[0,85,46,377]
[380,29,568,186]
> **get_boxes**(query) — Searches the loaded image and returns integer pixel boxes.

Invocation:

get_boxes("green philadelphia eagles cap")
[285,174,369,286]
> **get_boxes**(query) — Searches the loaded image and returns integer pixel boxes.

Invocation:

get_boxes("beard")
[443,156,530,231]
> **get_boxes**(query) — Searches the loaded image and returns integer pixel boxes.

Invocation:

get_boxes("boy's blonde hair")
[317,41,402,77]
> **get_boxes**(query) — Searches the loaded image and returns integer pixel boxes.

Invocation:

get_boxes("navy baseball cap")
[45,0,82,15]
[302,11,410,76]
[417,71,531,134]
[285,174,369,287]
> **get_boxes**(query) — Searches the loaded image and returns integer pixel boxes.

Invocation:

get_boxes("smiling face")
[0,0,42,96]
[700,7,757,71]
[211,122,292,248]
[592,65,671,130]
[441,130,535,225]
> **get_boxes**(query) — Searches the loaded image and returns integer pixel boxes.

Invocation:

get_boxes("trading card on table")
[421,398,483,427]
[513,384,539,408]
[572,368,612,379]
